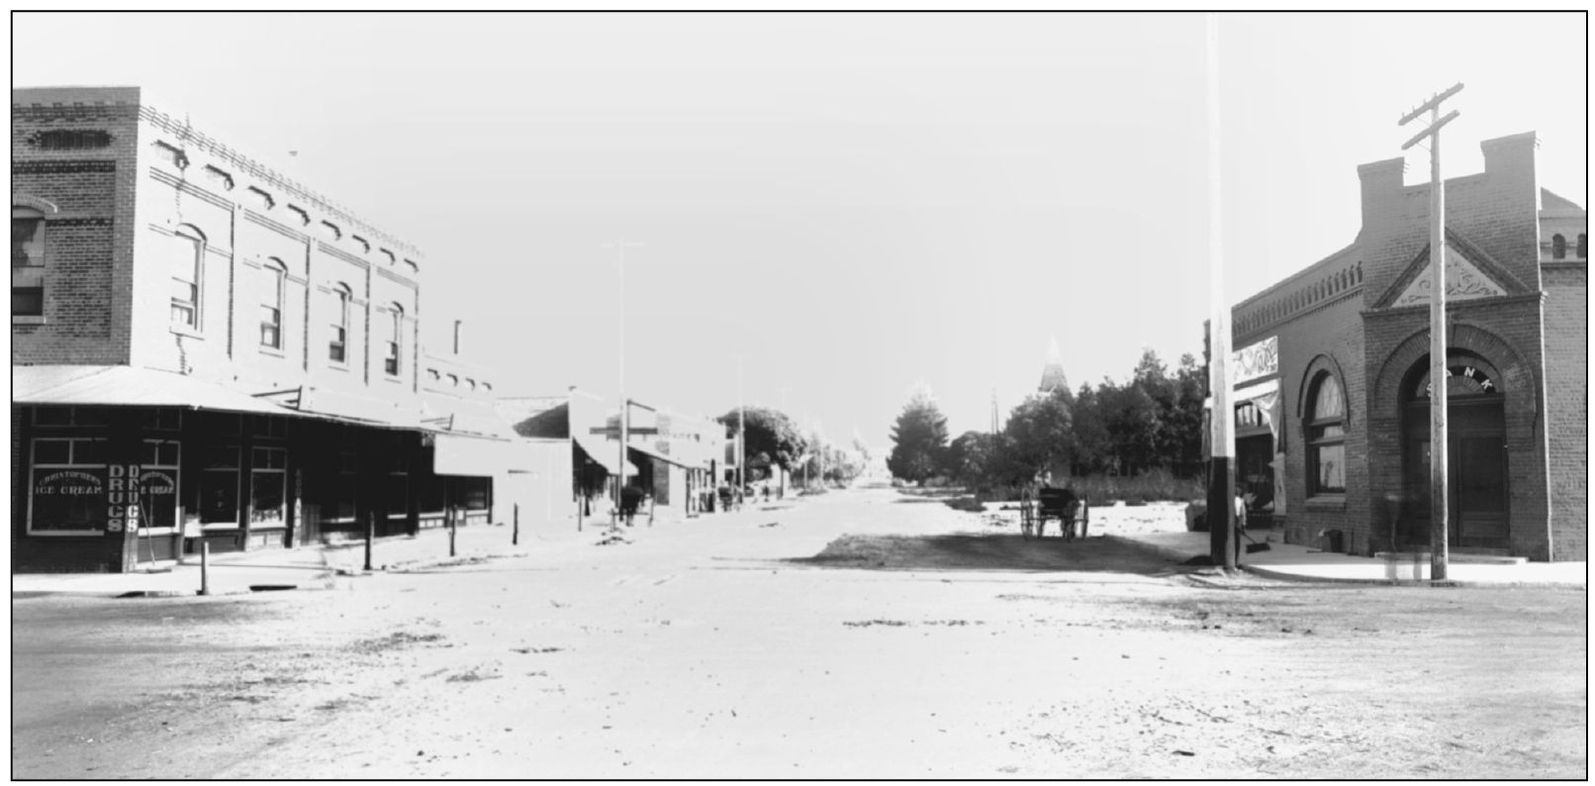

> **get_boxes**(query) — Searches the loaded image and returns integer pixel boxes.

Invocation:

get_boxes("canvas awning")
[573,432,637,476]
[627,441,695,469]
[13,365,295,416]
[432,432,533,476]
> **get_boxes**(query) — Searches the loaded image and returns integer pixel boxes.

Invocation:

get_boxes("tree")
[944,430,999,490]
[1069,382,1110,475]
[887,391,949,485]
[1002,389,1075,479]
[718,406,808,472]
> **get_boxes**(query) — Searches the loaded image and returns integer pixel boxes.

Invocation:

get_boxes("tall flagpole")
[1399,83,1462,580]
[605,240,642,527]
[1205,14,1236,569]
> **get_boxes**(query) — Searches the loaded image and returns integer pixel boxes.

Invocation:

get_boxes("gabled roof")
[1372,228,1532,310]
[1541,188,1585,214]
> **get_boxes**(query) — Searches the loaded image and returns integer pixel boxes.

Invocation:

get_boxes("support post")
[199,541,210,596]
[513,502,520,546]
[364,511,375,572]
[1205,14,1235,570]
[449,505,458,558]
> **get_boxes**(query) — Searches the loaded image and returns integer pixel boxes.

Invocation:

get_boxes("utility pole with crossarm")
[1399,82,1463,581]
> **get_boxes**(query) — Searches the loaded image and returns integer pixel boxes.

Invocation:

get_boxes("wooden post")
[513,502,520,546]
[364,511,374,572]
[449,504,458,558]
[199,541,210,596]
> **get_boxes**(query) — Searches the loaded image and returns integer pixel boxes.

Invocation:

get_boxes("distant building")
[1221,131,1585,561]
[11,87,527,572]
[1037,336,1069,395]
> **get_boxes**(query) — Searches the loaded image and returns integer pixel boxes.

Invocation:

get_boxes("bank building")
[1219,131,1584,561]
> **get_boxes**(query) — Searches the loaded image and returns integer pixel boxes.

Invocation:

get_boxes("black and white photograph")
[9,9,1587,780]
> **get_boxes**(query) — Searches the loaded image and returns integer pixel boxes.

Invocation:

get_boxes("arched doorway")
[1398,354,1509,550]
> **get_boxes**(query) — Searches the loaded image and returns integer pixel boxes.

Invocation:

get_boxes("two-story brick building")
[12,86,526,572]
[1224,131,1585,561]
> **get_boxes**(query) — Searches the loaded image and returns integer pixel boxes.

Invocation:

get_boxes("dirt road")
[11,484,1586,778]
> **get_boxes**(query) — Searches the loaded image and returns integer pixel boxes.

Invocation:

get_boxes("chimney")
[1480,131,1539,178]
[1357,157,1407,233]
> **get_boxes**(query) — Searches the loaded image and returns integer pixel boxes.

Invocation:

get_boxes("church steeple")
[1038,335,1069,394]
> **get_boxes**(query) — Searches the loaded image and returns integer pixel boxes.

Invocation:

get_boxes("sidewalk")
[11,522,542,599]
[1110,529,1588,587]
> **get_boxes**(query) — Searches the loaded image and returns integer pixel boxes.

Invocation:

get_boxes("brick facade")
[1228,132,1585,561]
[12,87,525,572]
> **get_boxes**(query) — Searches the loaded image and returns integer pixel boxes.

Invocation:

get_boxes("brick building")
[12,86,527,572]
[1225,131,1585,561]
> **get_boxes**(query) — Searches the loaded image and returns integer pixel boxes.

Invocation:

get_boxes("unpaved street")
[12,484,1586,779]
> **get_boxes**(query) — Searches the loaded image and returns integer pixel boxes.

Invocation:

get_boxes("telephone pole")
[1205,14,1235,570]
[604,239,642,523]
[1399,82,1462,581]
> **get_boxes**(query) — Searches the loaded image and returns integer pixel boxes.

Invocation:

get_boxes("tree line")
[717,406,868,488]
[889,349,1206,494]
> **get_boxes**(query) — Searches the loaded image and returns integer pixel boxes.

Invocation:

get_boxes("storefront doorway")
[1400,361,1509,550]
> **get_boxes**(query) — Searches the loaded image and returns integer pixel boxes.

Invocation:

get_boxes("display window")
[28,437,109,534]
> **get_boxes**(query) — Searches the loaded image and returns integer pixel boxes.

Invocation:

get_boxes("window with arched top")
[384,304,404,376]
[1305,371,1346,496]
[1578,234,1587,259]
[259,259,286,349]
[1551,234,1566,260]
[169,226,205,328]
[328,284,352,364]
[12,206,46,316]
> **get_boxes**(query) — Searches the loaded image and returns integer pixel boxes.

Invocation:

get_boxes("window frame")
[259,258,286,350]
[1551,233,1567,260]
[1305,372,1347,497]
[12,206,46,318]
[328,284,351,365]
[27,437,110,535]
[384,303,403,377]
[169,226,205,331]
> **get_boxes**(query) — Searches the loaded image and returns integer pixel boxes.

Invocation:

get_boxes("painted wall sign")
[106,464,142,533]
[1231,336,1279,387]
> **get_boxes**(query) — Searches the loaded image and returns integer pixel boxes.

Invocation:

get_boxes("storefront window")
[28,437,109,533]
[138,439,181,531]
[1306,373,1346,495]
[200,444,240,527]
[250,447,288,528]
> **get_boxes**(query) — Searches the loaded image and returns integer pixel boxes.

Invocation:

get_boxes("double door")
[1401,399,1508,548]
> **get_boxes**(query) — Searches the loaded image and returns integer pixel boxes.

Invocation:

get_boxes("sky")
[13,12,1586,449]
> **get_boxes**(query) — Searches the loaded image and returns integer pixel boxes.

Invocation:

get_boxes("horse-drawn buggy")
[1020,487,1089,540]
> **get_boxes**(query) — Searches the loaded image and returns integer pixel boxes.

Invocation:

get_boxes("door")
[1453,435,1507,547]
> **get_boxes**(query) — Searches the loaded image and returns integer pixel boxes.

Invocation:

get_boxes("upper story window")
[259,259,286,350]
[12,207,46,317]
[169,227,205,329]
[1579,234,1588,259]
[328,284,351,364]
[1305,372,1346,496]
[1551,234,1567,260]
[384,304,403,377]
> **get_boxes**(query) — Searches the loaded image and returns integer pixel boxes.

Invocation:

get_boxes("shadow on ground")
[788,532,1187,576]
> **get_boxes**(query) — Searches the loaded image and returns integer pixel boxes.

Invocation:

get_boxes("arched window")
[384,303,403,376]
[12,206,46,316]
[1578,234,1587,259]
[259,259,286,349]
[1305,372,1346,496]
[328,284,351,364]
[1551,234,1566,260]
[169,226,205,328]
